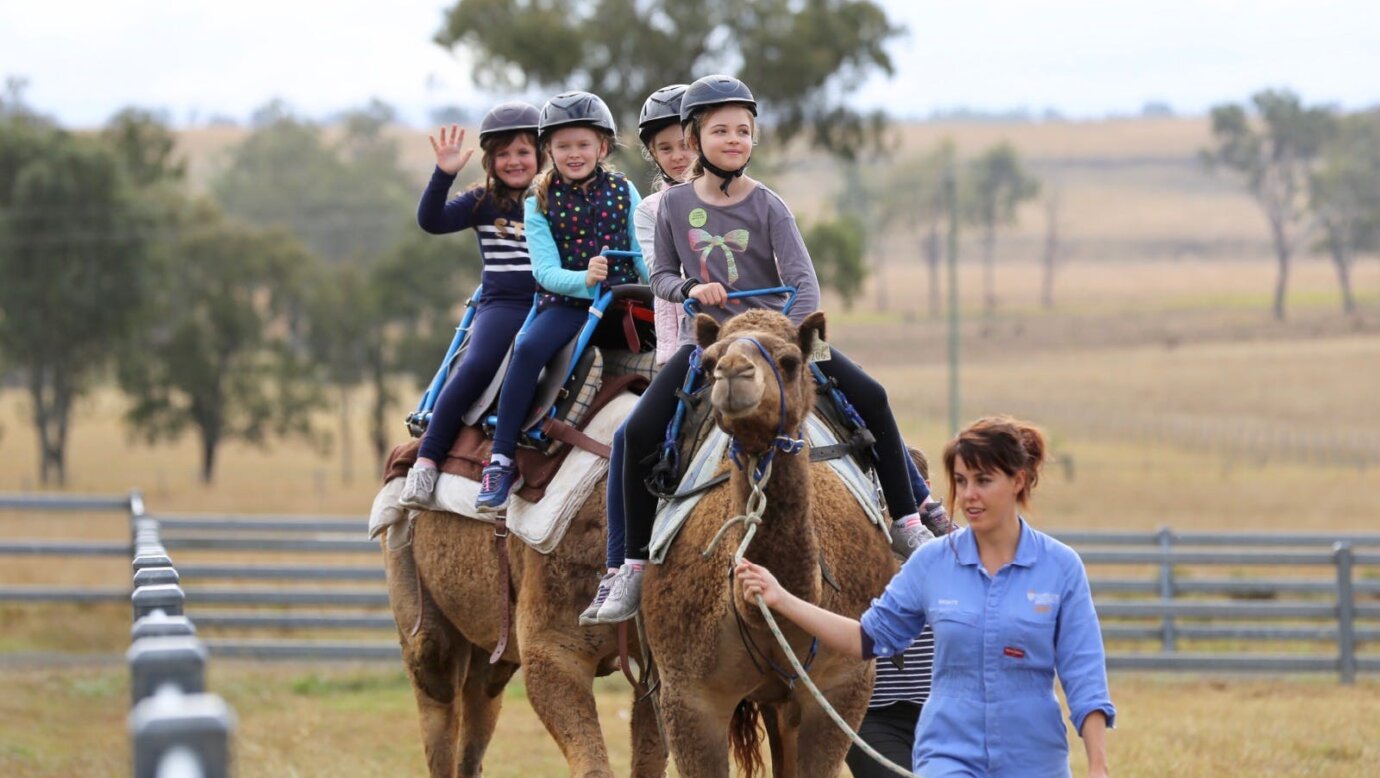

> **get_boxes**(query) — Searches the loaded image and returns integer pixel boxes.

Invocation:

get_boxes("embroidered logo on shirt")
[937,599,960,607]
[1028,590,1060,615]
[1003,646,1026,659]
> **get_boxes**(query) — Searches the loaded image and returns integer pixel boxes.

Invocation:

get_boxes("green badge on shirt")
[688,207,707,228]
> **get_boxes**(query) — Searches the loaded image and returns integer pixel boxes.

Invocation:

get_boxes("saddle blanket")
[647,411,886,564]
[368,392,638,554]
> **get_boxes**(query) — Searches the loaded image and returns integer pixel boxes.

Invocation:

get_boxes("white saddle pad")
[367,392,638,555]
[647,411,886,564]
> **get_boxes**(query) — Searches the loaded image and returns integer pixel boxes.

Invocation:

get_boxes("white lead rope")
[710,454,921,778]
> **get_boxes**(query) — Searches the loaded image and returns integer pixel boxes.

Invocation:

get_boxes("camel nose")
[714,357,756,382]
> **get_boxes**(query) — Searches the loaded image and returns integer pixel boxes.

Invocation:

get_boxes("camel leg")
[520,639,615,777]
[763,702,801,778]
[795,674,871,778]
[456,645,519,778]
[658,684,734,778]
[629,683,669,778]
[401,625,466,778]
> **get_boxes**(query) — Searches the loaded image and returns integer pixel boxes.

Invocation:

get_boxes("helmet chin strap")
[698,153,746,196]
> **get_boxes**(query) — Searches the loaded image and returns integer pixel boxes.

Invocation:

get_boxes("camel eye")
[700,354,718,375]
[779,354,800,376]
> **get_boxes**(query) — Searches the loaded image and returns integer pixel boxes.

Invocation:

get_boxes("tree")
[1311,110,1380,316]
[117,201,319,483]
[965,142,1039,321]
[1202,89,1335,320]
[867,140,957,317]
[212,100,416,263]
[102,107,186,188]
[434,0,900,156]
[0,115,149,485]
[1040,189,1062,310]
[804,214,867,310]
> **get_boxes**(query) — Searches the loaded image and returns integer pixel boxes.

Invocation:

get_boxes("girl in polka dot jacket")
[475,91,648,511]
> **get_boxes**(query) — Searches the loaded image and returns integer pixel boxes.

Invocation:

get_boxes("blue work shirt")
[860,519,1116,777]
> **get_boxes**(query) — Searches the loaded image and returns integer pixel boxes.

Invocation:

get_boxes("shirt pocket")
[1001,611,1058,671]
[929,608,982,669]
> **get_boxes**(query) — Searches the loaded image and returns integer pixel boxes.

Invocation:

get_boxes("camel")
[641,309,899,778]
[381,476,667,778]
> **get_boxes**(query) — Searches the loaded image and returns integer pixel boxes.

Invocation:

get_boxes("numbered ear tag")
[807,331,831,363]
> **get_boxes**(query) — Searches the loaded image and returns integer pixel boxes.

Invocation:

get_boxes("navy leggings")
[418,301,531,464]
[490,304,590,459]
[621,344,919,560]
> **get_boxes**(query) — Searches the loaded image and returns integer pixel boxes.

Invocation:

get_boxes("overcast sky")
[2,0,1375,127]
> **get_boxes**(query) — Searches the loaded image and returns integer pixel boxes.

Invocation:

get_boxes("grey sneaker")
[891,516,937,559]
[578,571,618,626]
[920,497,956,535]
[592,563,644,624]
[399,466,438,509]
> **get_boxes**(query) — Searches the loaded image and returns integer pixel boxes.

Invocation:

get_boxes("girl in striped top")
[400,102,543,508]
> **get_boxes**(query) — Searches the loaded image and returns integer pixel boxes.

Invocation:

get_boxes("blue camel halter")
[725,336,806,482]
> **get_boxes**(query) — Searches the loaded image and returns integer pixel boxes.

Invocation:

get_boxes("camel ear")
[797,311,828,360]
[695,313,721,348]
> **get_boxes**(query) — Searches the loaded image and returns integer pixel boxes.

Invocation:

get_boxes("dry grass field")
[4,117,1378,775]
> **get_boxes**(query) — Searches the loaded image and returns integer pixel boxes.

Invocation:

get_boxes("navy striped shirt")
[416,167,537,304]
[869,626,934,708]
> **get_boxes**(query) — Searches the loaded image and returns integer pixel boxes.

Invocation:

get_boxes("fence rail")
[2,492,1378,685]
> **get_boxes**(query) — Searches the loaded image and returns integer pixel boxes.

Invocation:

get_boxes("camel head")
[695,309,826,456]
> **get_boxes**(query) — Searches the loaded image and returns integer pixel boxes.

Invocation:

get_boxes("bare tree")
[1202,89,1335,320]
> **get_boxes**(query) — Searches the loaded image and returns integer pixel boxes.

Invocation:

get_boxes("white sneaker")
[592,563,644,624]
[399,466,438,509]
[578,571,617,626]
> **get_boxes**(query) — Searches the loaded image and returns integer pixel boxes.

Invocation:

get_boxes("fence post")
[1334,542,1356,685]
[1158,526,1176,652]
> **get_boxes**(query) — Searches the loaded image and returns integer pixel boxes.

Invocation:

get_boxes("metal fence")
[2,492,1378,684]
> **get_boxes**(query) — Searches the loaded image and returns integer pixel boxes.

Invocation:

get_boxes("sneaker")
[474,461,520,511]
[592,563,644,624]
[578,571,618,626]
[890,516,937,559]
[920,497,956,535]
[399,466,438,509]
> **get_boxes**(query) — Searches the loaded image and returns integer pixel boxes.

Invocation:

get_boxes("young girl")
[400,102,543,508]
[592,75,944,623]
[737,416,1115,777]
[579,83,693,624]
[474,91,648,511]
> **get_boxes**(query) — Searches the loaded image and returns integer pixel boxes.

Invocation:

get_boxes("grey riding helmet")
[678,75,757,124]
[478,101,540,142]
[538,91,616,144]
[638,84,689,145]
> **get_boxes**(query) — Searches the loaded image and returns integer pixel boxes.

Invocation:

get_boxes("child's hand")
[585,255,609,287]
[689,282,728,307]
[429,124,474,176]
[735,559,785,608]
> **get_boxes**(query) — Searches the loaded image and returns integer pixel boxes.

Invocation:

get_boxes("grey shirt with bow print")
[651,181,821,347]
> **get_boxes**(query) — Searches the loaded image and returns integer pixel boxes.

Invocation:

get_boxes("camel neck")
[731,450,819,600]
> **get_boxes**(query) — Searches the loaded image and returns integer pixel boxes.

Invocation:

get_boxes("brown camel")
[382,476,667,778]
[641,309,898,778]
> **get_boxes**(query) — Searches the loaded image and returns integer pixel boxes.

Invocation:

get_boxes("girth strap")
[489,516,513,664]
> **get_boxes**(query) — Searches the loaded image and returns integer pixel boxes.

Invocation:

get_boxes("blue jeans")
[604,422,628,568]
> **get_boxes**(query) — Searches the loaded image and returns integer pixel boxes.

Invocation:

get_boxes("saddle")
[392,284,658,503]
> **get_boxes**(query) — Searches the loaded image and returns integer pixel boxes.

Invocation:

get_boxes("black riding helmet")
[680,75,758,195]
[538,91,616,144]
[478,101,540,142]
[678,75,757,124]
[638,84,689,145]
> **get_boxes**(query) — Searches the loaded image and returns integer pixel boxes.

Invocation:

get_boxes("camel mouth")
[710,375,765,417]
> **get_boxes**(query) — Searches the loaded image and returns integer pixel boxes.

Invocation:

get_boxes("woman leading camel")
[736,416,1115,777]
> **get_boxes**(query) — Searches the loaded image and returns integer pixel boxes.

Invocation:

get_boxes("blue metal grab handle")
[681,285,798,318]
[408,286,485,435]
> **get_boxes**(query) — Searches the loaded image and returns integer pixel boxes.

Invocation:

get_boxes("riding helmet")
[478,101,540,142]
[679,75,757,124]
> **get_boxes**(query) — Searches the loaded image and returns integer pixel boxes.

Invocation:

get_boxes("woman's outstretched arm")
[735,559,864,658]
